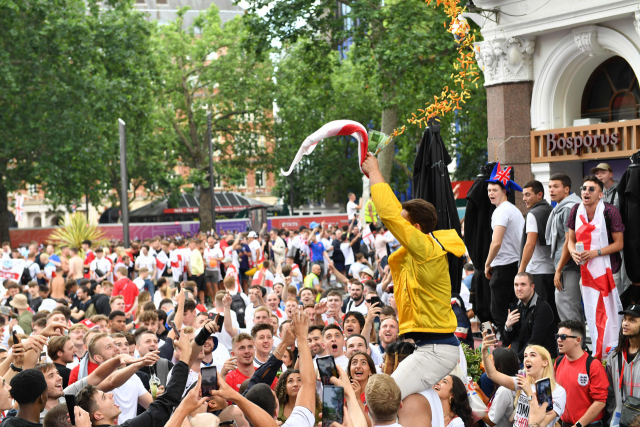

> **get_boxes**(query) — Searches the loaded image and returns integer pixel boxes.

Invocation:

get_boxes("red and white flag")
[576,200,622,359]
[225,264,242,293]
[362,224,375,247]
[280,120,370,176]
[156,251,169,279]
[170,251,183,282]
[14,195,24,222]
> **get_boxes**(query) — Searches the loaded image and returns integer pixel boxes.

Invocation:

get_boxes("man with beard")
[313,291,344,326]
[375,317,399,356]
[342,281,367,316]
[202,335,230,373]
[307,325,325,360]
[606,304,640,416]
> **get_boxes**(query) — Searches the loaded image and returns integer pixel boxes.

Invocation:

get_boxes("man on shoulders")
[519,180,556,315]
[68,247,85,284]
[346,193,362,221]
[554,320,608,427]
[545,173,583,323]
[485,164,525,333]
[503,272,557,362]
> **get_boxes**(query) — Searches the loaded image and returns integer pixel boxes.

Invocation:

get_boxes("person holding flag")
[361,152,466,399]
[567,175,624,359]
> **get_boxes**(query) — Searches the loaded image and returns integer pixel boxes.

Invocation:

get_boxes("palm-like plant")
[47,213,108,253]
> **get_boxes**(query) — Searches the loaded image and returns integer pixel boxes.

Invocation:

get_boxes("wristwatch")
[9,363,23,372]
[597,249,602,256]
[527,395,534,402]
[576,422,583,427]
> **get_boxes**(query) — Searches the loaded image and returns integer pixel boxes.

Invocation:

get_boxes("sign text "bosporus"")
[546,132,620,154]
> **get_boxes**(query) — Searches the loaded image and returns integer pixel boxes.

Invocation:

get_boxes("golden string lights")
[405,0,480,129]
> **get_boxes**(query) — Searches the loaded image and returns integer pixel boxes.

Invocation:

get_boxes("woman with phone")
[479,347,519,427]
[347,352,376,403]
[433,375,474,427]
[481,331,566,427]
[274,370,321,425]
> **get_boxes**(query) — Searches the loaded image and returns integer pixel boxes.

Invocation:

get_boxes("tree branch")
[393,158,412,178]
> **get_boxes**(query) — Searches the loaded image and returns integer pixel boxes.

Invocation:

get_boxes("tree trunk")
[378,103,398,183]
[199,185,213,234]
[0,178,10,245]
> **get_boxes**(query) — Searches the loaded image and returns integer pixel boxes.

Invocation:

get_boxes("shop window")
[582,56,640,122]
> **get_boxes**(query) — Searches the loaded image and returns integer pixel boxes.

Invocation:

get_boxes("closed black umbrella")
[618,151,640,307]
[412,116,463,294]
[465,163,516,323]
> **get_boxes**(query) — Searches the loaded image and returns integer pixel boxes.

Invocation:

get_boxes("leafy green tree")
[155,6,275,231]
[0,0,177,243]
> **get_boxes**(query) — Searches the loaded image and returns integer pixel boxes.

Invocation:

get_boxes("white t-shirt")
[90,257,112,278]
[512,379,566,427]
[341,242,355,265]
[487,386,516,427]
[133,277,146,291]
[249,240,262,264]
[204,247,223,272]
[419,388,444,427]
[349,262,366,278]
[43,262,56,281]
[27,261,41,281]
[166,368,200,397]
[282,406,315,427]
[203,342,231,373]
[334,354,349,372]
[447,418,464,427]
[347,201,358,220]
[113,374,148,424]
[490,201,525,267]
[344,298,368,316]
[135,254,156,273]
[524,213,555,274]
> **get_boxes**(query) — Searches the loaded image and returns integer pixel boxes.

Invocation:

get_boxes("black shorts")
[193,274,206,292]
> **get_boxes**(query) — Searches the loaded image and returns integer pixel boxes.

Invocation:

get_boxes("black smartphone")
[322,386,344,427]
[369,296,380,306]
[208,312,217,321]
[170,321,180,340]
[201,366,218,396]
[535,377,553,412]
[177,282,181,293]
[508,302,518,313]
[216,314,225,331]
[65,394,77,426]
[11,331,18,346]
[316,355,338,386]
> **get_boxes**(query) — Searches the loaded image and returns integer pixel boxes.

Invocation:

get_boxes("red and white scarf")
[576,200,622,359]
[156,251,169,279]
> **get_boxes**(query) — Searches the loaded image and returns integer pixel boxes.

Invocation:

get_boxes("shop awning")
[129,192,272,218]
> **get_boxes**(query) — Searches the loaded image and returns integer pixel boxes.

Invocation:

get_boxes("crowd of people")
[0,159,637,427]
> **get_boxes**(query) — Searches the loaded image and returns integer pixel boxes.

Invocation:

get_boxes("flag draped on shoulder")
[156,251,169,279]
[280,120,369,176]
[575,200,622,359]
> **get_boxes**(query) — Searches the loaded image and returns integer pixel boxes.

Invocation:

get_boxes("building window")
[238,174,247,189]
[255,170,265,188]
[28,184,38,196]
[582,56,640,123]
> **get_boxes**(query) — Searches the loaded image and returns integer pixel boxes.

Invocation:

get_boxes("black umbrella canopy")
[412,116,463,295]
[618,151,640,305]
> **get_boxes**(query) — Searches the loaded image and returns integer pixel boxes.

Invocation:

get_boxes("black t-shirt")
[332,239,345,264]
[0,416,42,427]
[30,297,43,312]
[54,362,71,389]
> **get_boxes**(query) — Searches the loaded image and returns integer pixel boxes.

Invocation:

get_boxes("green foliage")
[47,213,108,252]
[243,0,488,194]
[462,343,483,383]
[155,6,275,229]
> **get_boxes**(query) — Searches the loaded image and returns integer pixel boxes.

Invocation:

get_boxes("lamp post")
[207,112,217,231]
[119,118,130,248]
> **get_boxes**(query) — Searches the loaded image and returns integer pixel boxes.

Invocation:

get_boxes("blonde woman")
[135,291,151,320]
[482,331,566,427]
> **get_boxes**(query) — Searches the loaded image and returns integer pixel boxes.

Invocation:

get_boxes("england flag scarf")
[575,200,622,359]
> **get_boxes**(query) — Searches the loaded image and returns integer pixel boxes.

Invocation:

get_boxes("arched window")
[581,56,640,123]
[33,217,41,228]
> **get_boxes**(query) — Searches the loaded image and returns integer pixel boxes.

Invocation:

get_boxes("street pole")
[119,118,130,249]
[85,187,89,222]
[207,111,217,232]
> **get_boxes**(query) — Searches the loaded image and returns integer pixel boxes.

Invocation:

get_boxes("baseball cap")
[248,231,258,238]
[80,319,101,330]
[309,221,320,229]
[0,306,15,318]
[222,257,233,264]
[590,163,613,173]
[194,328,219,352]
[619,304,640,318]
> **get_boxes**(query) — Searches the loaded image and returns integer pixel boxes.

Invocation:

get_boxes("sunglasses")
[554,334,578,341]
[580,186,597,193]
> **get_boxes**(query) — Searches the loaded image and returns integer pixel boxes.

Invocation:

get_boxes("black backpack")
[21,262,33,285]
[231,294,247,328]
[554,353,595,376]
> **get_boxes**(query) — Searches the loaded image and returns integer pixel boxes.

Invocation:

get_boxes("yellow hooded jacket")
[371,182,466,335]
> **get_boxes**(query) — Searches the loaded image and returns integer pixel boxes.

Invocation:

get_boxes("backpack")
[554,353,595,376]
[231,294,246,328]
[84,303,97,319]
[21,262,33,285]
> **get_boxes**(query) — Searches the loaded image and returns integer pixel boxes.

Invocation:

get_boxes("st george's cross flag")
[575,199,622,359]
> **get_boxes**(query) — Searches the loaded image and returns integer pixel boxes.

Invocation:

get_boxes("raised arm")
[291,309,315,413]
[480,331,515,391]
[329,263,349,285]
[223,293,240,337]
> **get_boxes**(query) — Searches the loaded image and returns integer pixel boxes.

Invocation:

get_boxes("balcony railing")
[530,119,640,163]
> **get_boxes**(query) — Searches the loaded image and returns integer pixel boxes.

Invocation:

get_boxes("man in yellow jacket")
[362,152,466,399]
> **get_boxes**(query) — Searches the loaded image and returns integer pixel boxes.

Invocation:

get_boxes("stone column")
[476,36,536,212]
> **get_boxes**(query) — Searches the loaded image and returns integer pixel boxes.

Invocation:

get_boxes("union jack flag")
[14,195,24,222]
[493,163,512,186]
